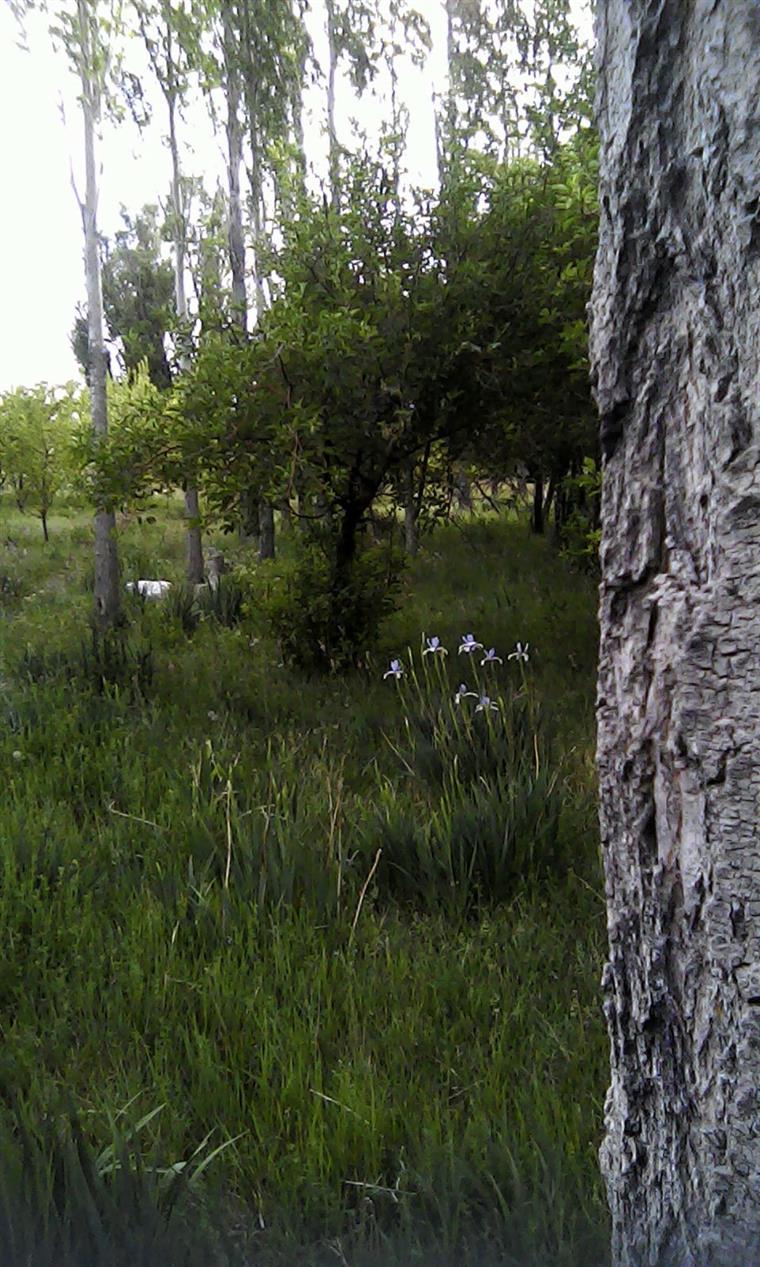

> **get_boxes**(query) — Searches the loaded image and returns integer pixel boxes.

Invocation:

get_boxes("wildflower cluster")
[382,632,530,714]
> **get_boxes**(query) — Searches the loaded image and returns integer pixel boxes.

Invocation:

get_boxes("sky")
[0,1,593,394]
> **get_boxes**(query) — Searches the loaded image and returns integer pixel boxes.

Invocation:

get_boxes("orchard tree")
[591,2,760,1264]
[72,205,175,387]
[102,206,175,386]
[133,0,207,583]
[0,384,79,536]
[210,0,310,558]
[48,0,123,627]
[177,154,498,666]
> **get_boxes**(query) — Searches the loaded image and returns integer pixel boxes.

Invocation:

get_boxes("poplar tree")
[45,0,124,626]
[133,0,207,583]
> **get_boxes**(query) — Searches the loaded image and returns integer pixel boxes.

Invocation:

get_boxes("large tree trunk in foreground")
[79,0,120,630]
[591,4,760,1265]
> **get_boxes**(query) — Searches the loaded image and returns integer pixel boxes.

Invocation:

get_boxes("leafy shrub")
[262,540,403,673]
[558,458,601,572]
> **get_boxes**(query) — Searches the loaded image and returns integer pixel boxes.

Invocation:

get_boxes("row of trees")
[11,0,596,648]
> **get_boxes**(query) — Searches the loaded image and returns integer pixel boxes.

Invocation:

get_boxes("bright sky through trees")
[0,1,593,392]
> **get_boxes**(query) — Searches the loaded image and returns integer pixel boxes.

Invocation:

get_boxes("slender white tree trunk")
[223,9,247,334]
[325,0,340,208]
[591,4,760,1265]
[248,148,267,324]
[79,0,120,629]
[240,22,274,560]
[167,83,205,586]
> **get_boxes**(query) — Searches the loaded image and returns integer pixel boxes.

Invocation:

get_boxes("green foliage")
[0,384,81,538]
[0,1098,235,1267]
[441,136,599,494]
[0,505,607,1266]
[365,655,573,917]
[195,574,246,628]
[71,362,182,509]
[161,580,202,633]
[261,538,402,672]
[17,628,155,700]
[558,457,602,571]
[102,205,176,387]
[70,206,176,389]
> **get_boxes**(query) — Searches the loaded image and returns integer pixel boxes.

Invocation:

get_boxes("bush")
[261,540,403,673]
[0,574,25,606]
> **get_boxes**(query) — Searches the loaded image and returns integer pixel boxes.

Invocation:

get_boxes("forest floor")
[0,497,609,1267]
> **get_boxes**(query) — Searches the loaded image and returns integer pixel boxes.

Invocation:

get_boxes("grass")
[0,494,608,1266]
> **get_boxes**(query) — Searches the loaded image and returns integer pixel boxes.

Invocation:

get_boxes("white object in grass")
[125,579,173,600]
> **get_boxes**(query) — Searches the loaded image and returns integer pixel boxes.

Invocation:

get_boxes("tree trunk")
[531,475,544,534]
[543,472,556,527]
[79,0,121,630]
[248,145,267,322]
[223,8,247,335]
[222,26,258,544]
[591,5,760,1265]
[258,500,275,561]
[166,67,204,587]
[238,489,259,545]
[325,0,340,209]
[403,459,418,556]
[183,484,204,586]
[453,470,472,511]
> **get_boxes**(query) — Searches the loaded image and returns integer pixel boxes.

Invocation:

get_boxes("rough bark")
[79,0,121,630]
[590,4,760,1265]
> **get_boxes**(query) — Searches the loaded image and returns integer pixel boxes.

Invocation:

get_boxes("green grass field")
[0,497,608,1267]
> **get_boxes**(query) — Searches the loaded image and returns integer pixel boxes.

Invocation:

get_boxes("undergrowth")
[0,497,608,1266]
